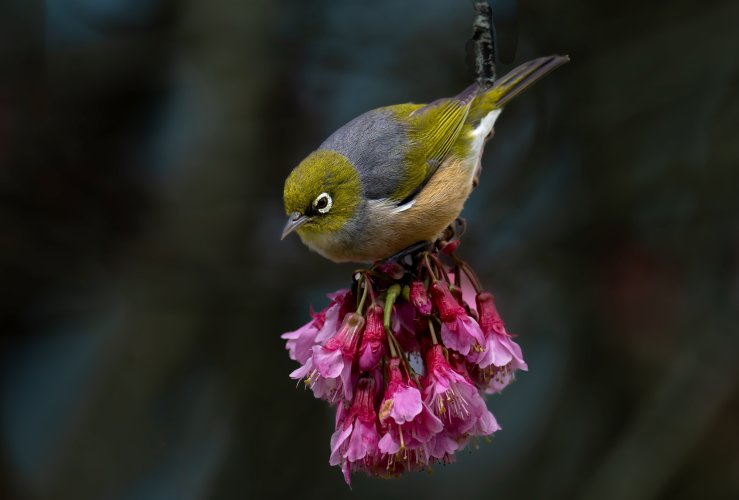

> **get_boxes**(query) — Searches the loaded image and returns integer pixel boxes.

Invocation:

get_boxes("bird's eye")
[313,192,332,214]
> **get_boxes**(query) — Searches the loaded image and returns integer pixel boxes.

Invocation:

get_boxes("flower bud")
[325,312,365,357]
[349,376,377,421]
[429,281,465,322]
[440,239,460,256]
[409,281,432,316]
[475,291,506,335]
[358,305,385,371]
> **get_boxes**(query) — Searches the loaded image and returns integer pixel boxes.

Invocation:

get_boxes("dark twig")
[472,1,496,88]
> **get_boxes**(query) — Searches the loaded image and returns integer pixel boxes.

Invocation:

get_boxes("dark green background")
[1,0,737,499]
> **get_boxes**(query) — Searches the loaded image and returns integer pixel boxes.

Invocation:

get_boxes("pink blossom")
[430,281,485,357]
[290,311,364,403]
[313,312,365,401]
[468,358,523,394]
[472,292,527,392]
[289,357,343,403]
[284,251,525,482]
[377,359,443,470]
[448,352,501,435]
[426,432,459,462]
[330,377,381,485]
[358,305,385,372]
[440,315,486,358]
[281,315,323,364]
[422,345,500,442]
[281,289,348,364]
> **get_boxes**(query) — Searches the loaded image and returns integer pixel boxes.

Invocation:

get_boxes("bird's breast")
[303,155,476,263]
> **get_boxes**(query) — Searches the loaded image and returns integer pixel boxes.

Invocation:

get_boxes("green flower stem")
[428,319,439,345]
[357,275,370,314]
[384,284,401,358]
[383,284,401,328]
[386,331,398,358]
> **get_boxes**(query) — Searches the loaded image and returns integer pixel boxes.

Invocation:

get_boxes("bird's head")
[282,150,362,240]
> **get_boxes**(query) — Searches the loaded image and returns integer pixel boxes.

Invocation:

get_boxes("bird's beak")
[281,211,309,240]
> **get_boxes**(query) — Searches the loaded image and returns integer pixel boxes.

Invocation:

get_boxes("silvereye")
[282,55,568,263]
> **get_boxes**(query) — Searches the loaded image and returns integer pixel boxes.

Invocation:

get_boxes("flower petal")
[378,432,401,455]
[389,386,423,424]
[475,409,501,436]
[313,346,344,379]
[340,357,355,402]
[428,432,458,459]
[411,405,444,443]
[315,302,341,344]
[346,420,378,462]
[289,358,313,380]
[441,316,485,356]
[329,422,353,466]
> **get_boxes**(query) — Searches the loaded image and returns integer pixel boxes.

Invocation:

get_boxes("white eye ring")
[314,192,333,214]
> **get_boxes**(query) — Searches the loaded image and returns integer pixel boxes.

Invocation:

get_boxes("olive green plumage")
[284,150,361,234]
[282,55,569,263]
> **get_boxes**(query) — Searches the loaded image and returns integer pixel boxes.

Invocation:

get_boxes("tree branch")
[472,1,496,88]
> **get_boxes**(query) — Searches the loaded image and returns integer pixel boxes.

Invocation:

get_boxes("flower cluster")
[282,247,527,485]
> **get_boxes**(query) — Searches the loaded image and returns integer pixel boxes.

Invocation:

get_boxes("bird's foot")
[382,241,434,267]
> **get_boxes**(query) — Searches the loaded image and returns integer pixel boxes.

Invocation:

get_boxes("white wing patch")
[391,199,416,213]
[367,198,417,217]
[469,109,502,158]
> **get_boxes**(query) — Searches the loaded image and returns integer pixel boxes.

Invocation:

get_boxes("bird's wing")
[390,85,477,204]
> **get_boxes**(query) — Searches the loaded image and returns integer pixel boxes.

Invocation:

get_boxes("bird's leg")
[382,240,434,267]
[441,218,466,242]
[434,218,467,256]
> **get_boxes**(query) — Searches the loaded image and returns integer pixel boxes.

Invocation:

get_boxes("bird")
[282,55,569,263]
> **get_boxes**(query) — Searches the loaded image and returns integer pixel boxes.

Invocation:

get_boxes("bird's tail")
[468,55,569,123]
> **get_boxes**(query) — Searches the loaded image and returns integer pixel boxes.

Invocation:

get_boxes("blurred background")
[1,0,738,498]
